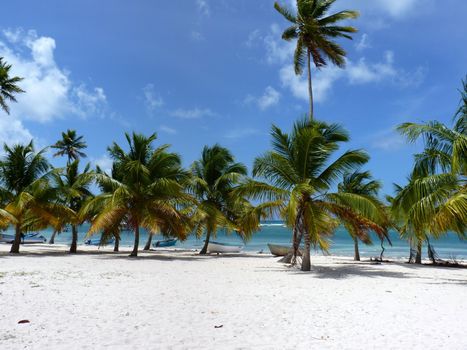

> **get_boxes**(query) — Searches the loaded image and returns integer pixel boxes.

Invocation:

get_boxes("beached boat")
[267,243,302,257]
[153,238,177,248]
[207,241,243,254]
[0,232,47,244]
[84,237,115,246]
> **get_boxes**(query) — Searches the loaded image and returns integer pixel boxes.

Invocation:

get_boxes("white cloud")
[264,24,295,65]
[142,84,163,112]
[348,51,426,87]
[73,85,107,117]
[225,128,260,140]
[258,86,281,110]
[0,29,108,124]
[373,0,420,18]
[245,29,261,47]
[355,33,370,52]
[159,125,177,135]
[196,0,210,16]
[170,108,215,119]
[347,51,396,84]
[0,115,34,146]
[276,47,424,103]
[245,86,281,110]
[92,154,113,174]
[370,129,406,151]
[279,64,343,103]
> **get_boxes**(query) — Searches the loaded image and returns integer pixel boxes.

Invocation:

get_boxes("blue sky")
[0,0,466,194]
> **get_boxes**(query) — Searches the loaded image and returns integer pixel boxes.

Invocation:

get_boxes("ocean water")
[2,221,466,260]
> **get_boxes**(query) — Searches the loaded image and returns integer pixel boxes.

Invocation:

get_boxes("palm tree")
[337,171,389,261]
[51,130,87,164]
[0,57,25,114]
[93,164,123,252]
[189,145,260,255]
[82,132,191,257]
[391,174,466,264]
[0,141,58,253]
[51,160,94,253]
[241,118,384,271]
[274,0,359,119]
[393,78,467,263]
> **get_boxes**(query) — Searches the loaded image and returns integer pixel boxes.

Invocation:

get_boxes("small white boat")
[0,233,47,244]
[207,241,243,254]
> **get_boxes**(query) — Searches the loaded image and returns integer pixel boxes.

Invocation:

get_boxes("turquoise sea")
[3,221,466,260]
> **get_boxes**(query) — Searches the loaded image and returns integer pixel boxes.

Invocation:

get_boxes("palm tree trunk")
[307,48,314,120]
[199,230,211,255]
[49,230,58,244]
[415,239,422,264]
[301,225,311,271]
[10,224,22,254]
[113,236,119,252]
[69,225,78,253]
[144,232,153,251]
[130,225,140,257]
[353,236,360,261]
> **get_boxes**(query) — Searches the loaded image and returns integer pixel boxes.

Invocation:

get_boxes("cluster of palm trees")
[391,79,466,263]
[0,0,465,271]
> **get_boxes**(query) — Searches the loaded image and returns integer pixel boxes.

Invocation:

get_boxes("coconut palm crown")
[240,118,386,271]
[393,78,467,263]
[189,145,261,255]
[0,57,25,114]
[274,0,359,118]
[52,129,87,164]
[82,132,192,257]
[0,141,58,253]
[51,160,94,253]
[337,170,390,261]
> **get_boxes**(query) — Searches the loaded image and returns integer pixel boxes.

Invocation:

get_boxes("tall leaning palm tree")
[0,57,25,114]
[337,171,389,261]
[51,130,87,164]
[51,160,94,253]
[240,118,385,271]
[82,132,192,257]
[274,0,359,119]
[0,142,57,253]
[189,145,259,255]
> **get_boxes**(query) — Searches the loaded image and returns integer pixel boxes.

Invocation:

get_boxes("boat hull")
[207,241,243,254]
[267,243,302,257]
[84,238,115,246]
[153,239,177,248]
[0,233,46,244]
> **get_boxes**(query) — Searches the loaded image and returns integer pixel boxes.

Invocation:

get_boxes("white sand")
[0,244,466,350]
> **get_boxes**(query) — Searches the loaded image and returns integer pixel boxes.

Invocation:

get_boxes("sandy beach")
[0,244,466,350]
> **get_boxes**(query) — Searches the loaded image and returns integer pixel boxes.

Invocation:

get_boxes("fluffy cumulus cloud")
[0,28,108,145]
[0,115,34,146]
[258,25,425,103]
[245,86,281,110]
